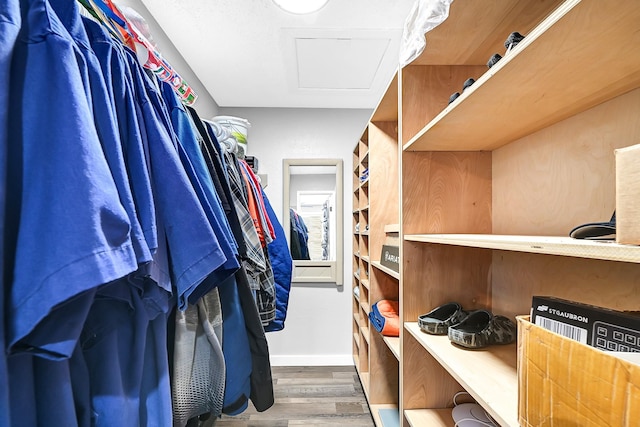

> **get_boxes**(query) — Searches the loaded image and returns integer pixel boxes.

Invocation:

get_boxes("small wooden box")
[517,316,640,427]
[616,143,640,245]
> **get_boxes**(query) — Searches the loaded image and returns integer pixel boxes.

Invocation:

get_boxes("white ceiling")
[137,0,416,109]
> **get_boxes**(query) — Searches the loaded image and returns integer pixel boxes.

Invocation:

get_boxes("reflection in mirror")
[283,159,343,284]
[289,165,336,261]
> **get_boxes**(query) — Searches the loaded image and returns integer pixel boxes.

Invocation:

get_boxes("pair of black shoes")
[448,78,476,104]
[487,31,526,69]
[418,302,516,349]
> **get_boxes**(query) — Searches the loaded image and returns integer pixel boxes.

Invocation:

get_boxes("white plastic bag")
[400,0,454,67]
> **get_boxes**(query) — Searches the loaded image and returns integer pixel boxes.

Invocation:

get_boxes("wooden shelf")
[404,0,640,152]
[371,72,399,122]
[371,404,399,427]
[353,312,360,326]
[371,261,400,280]
[411,0,563,66]
[383,336,400,361]
[361,255,370,263]
[361,372,370,399]
[404,234,640,264]
[405,409,455,427]
[405,322,518,427]
[361,326,370,345]
[360,279,370,290]
[361,301,371,314]
[384,223,400,234]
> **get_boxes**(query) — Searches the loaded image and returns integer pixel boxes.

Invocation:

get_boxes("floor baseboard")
[269,354,354,366]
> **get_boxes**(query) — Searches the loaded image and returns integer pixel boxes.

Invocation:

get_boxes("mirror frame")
[283,158,343,285]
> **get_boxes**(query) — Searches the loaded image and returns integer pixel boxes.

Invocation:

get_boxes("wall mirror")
[283,159,343,285]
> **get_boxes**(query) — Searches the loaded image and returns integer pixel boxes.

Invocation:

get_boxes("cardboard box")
[616,143,640,245]
[517,316,640,427]
[531,296,640,352]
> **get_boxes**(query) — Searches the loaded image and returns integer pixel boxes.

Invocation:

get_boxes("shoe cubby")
[352,71,401,425]
[353,0,640,426]
[398,0,640,426]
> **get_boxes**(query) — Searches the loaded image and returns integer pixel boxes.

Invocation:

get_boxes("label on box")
[531,296,640,352]
[380,245,399,273]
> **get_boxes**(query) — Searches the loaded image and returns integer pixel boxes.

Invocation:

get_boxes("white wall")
[221,107,372,366]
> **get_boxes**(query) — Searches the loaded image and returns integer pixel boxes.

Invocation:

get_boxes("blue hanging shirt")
[6,0,137,359]
[159,81,240,303]
[48,0,151,266]
[82,16,158,258]
[122,47,227,310]
[0,0,20,423]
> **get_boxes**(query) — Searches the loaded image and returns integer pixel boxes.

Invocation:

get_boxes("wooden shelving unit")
[352,70,401,426]
[353,1,640,426]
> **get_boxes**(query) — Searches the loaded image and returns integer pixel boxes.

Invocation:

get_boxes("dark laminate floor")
[213,366,374,427]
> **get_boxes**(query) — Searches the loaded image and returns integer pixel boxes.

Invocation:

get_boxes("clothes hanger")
[77,0,124,42]
[203,120,238,154]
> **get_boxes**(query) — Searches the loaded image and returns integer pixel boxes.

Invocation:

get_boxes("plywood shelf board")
[361,372,371,399]
[411,0,563,66]
[404,234,640,264]
[384,224,400,234]
[361,279,370,290]
[361,301,371,314]
[404,0,640,151]
[371,72,399,122]
[405,322,518,427]
[371,261,400,280]
[362,326,371,345]
[383,336,400,360]
[405,409,455,427]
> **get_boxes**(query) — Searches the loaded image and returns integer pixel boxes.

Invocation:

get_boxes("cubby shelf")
[383,336,400,361]
[352,65,400,426]
[405,323,518,427]
[404,234,640,264]
[404,0,640,152]
[371,261,399,280]
[404,409,455,427]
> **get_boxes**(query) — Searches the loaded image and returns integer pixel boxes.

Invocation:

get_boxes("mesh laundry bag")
[172,290,226,426]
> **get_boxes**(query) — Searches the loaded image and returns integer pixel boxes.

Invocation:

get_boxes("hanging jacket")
[262,189,293,332]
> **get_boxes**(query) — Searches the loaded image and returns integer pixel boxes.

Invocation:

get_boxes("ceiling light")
[272,0,329,14]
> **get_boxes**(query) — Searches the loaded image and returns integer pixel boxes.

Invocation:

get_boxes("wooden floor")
[213,366,375,426]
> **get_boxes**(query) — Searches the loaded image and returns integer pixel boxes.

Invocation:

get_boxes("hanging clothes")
[321,199,330,261]
[6,1,138,425]
[3,1,287,425]
[290,208,311,260]
[0,0,20,423]
[262,189,293,332]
